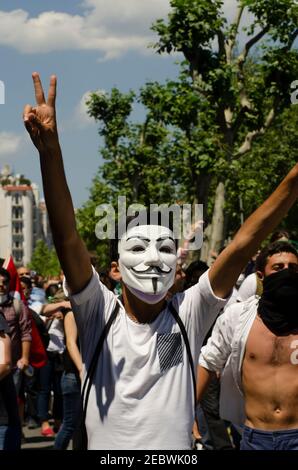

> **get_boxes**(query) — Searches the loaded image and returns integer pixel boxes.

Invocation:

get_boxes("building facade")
[0,165,51,266]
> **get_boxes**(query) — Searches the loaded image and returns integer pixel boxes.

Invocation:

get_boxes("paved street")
[22,425,55,450]
[21,424,72,450]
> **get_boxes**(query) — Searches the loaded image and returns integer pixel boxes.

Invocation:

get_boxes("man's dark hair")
[255,241,298,273]
[109,212,178,264]
[184,260,209,289]
[20,276,32,289]
[0,267,10,283]
[45,283,60,299]
[185,260,208,276]
[270,230,290,243]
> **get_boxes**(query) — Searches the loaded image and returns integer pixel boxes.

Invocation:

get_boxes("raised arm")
[23,73,92,293]
[64,310,83,380]
[42,301,71,317]
[209,163,298,298]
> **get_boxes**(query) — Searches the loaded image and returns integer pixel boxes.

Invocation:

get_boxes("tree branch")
[285,28,298,51]
[232,105,249,135]
[235,104,277,157]
[217,29,226,60]
[225,5,245,63]
[234,24,270,120]
[237,25,270,66]
[216,110,226,136]
[235,25,297,157]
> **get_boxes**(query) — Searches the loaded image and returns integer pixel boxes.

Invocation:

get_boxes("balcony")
[12,234,24,241]
[12,233,23,237]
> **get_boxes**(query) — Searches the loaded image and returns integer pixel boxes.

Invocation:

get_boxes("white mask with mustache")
[118,225,177,303]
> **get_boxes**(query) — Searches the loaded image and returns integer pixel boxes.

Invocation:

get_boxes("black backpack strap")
[168,302,197,415]
[81,301,120,423]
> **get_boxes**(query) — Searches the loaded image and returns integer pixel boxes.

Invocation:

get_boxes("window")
[12,250,23,263]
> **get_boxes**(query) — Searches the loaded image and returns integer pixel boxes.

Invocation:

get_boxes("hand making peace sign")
[23,73,58,153]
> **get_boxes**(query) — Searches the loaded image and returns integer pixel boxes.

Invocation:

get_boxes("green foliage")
[87,89,135,149]
[152,0,298,141]
[78,0,298,257]
[243,0,298,42]
[29,239,60,277]
[225,105,298,238]
[152,0,225,54]
[85,87,191,206]
[151,0,298,242]
[76,175,112,265]
[19,176,31,185]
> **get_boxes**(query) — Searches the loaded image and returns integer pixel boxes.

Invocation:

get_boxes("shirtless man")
[198,241,298,450]
[23,73,298,449]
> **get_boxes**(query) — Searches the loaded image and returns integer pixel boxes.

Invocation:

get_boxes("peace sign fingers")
[47,74,57,107]
[32,72,46,105]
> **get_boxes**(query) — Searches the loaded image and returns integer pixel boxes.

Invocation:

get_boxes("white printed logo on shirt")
[157,333,183,372]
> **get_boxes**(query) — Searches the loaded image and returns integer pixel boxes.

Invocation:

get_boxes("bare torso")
[242,315,298,430]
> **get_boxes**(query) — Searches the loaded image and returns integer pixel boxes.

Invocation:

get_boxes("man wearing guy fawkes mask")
[198,241,298,451]
[24,72,298,450]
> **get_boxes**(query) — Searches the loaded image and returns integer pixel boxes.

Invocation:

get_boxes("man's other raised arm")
[209,162,298,298]
[23,73,92,293]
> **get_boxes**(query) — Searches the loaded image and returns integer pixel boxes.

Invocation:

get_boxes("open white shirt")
[199,295,259,425]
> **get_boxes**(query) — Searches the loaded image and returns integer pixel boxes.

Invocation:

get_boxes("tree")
[78,0,298,265]
[77,71,226,264]
[85,88,181,205]
[29,239,60,277]
[225,104,298,241]
[77,87,188,264]
[152,0,298,260]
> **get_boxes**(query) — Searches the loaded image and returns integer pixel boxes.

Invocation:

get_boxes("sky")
[0,0,250,208]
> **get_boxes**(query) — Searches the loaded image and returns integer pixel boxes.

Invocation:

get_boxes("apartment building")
[0,165,51,266]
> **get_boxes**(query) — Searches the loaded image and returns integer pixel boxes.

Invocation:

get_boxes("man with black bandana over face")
[23,73,298,449]
[198,241,298,450]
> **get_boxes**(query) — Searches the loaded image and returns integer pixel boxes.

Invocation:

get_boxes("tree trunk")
[180,172,212,266]
[206,182,225,266]
[202,136,234,264]
[195,173,212,211]
[200,223,211,263]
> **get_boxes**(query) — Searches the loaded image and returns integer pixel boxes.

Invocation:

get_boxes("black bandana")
[258,269,298,334]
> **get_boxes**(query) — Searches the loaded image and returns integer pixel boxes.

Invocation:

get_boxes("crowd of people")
[0,266,84,449]
[0,72,297,452]
[1,229,297,451]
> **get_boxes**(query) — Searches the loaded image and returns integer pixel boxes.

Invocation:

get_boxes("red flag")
[28,319,48,368]
[3,255,26,302]
[3,255,47,368]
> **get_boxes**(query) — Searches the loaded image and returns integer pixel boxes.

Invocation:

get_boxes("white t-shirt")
[47,318,65,354]
[66,268,228,450]
[237,273,257,302]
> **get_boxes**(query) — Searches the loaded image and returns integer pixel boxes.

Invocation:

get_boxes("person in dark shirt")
[0,314,21,450]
